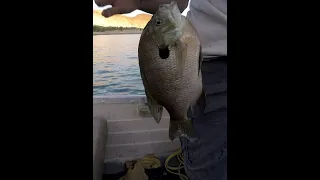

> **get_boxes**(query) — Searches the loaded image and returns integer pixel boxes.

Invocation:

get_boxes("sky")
[93,0,190,17]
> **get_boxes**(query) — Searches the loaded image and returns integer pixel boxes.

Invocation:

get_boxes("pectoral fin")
[175,39,187,75]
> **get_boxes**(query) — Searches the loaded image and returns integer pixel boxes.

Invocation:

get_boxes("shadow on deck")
[104,166,186,180]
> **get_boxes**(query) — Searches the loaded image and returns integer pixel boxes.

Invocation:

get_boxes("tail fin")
[169,120,195,141]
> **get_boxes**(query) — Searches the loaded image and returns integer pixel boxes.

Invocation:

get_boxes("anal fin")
[189,89,207,118]
[175,40,187,75]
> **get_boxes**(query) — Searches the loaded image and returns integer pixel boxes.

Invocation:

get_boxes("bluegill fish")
[138,1,205,141]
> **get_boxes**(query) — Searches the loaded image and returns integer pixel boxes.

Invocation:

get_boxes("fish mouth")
[158,46,170,59]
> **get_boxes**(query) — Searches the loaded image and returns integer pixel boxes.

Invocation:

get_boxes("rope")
[164,148,188,180]
[119,154,161,180]
[118,150,188,180]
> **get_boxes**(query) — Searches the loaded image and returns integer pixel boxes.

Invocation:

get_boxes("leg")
[180,58,227,180]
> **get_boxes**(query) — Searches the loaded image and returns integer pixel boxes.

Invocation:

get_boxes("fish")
[138,1,205,141]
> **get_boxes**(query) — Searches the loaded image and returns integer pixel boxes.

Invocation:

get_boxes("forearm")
[139,0,188,14]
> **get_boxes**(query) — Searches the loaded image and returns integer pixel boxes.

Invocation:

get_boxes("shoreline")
[93,29,143,35]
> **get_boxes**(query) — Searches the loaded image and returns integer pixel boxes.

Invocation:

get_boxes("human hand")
[95,0,141,18]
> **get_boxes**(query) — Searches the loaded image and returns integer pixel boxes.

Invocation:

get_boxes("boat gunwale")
[93,95,147,104]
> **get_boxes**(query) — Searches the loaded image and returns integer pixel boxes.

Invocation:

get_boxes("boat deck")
[104,166,186,180]
[93,95,181,175]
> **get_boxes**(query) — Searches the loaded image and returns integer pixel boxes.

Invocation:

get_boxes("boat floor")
[103,166,187,180]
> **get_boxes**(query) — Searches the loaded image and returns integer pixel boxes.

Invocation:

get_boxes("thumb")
[101,7,133,18]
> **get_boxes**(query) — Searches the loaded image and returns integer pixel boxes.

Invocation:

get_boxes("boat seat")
[93,117,108,180]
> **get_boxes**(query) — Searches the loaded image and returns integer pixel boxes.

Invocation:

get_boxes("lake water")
[93,34,145,96]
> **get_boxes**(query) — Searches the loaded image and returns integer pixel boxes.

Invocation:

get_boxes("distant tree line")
[93,25,144,32]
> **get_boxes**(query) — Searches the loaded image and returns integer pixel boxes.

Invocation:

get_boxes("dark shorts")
[180,57,227,180]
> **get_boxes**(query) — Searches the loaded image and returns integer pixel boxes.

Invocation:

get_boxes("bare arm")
[95,0,189,17]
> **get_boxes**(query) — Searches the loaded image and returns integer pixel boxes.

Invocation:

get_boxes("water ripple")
[93,34,145,96]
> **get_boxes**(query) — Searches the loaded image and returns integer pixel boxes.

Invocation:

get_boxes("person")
[95,0,227,179]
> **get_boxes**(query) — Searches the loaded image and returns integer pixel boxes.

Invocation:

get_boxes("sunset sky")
[93,0,190,16]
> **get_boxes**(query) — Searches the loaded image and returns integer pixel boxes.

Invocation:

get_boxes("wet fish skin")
[138,1,204,141]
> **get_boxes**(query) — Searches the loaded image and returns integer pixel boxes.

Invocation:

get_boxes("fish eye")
[155,19,162,26]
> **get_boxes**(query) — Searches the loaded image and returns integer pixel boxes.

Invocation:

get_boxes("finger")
[102,7,133,18]
[94,0,114,7]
